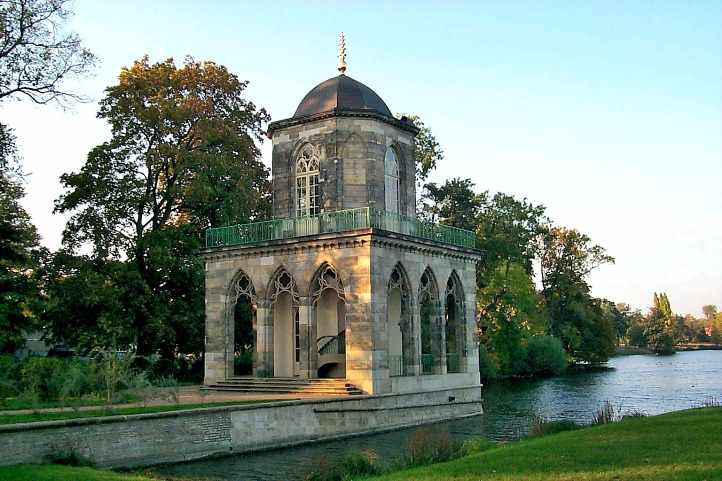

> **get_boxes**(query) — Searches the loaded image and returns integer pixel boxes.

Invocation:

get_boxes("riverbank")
[367,407,722,481]
[2,407,719,481]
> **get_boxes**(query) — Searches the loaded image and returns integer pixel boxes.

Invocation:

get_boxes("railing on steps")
[318,330,346,356]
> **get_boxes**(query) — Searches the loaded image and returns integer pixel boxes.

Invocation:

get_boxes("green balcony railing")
[205,207,478,250]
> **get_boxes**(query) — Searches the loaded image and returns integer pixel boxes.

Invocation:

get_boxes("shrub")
[404,427,464,467]
[478,345,499,383]
[0,355,22,398]
[338,450,381,476]
[525,336,567,377]
[592,400,620,425]
[21,357,68,402]
[302,451,381,481]
[622,410,647,419]
[529,415,581,437]
[234,351,253,376]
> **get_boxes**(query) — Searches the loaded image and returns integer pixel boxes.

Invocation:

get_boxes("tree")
[420,177,482,230]
[0,123,43,352]
[702,305,717,322]
[396,113,444,185]
[0,0,97,104]
[644,292,676,354]
[478,261,545,376]
[52,56,271,357]
[539,227,615,363]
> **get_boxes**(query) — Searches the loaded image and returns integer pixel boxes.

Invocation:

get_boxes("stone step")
[218,380,353,387]
[201,385,363,395]
[225,377,350,384]
[202,378,364,396]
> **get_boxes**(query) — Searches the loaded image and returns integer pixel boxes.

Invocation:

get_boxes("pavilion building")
[201,37,481,395]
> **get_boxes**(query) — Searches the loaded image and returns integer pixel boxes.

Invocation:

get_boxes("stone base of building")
[0,386,482,469]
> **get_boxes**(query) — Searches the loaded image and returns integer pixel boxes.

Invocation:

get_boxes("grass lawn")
[0,400,267,425]
[0,464,161,481]
[368,407,722,481]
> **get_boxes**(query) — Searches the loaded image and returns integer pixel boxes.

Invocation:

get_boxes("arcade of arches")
[227,262,470,382]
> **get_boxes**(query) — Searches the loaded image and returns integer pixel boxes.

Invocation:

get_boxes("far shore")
[615,344,722,355]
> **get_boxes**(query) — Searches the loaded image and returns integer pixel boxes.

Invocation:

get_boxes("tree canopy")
[0,0,97,104]
[50,56,271,357]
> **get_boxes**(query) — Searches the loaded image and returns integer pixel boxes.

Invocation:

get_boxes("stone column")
[463,266,480,376]
[254,302,273,377]
[297,298,312,379]
[203,261,228,385]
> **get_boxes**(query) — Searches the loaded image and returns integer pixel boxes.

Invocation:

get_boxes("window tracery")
[311,263,344,301]
[296,144,320,217]
[233,271,257,304]
[270,269,299,305]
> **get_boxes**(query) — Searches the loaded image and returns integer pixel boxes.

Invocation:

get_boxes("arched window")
[296,144,320,217]
[384,147,400,214]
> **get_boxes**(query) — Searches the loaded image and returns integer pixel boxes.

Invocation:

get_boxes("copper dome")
[293,74,393,119]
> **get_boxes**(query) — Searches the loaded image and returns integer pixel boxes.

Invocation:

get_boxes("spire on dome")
[337,32,347,74]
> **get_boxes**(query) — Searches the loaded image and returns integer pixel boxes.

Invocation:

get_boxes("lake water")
[154,350,722,481]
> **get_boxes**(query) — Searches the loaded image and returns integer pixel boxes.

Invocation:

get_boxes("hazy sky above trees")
[2,0,720,316]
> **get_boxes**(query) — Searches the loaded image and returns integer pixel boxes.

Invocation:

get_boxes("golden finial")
[337,32,347,74]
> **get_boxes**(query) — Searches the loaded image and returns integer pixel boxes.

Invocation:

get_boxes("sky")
[2,1,721,316]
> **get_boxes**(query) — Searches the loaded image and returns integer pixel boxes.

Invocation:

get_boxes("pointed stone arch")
[227,269,258,376]
[309,262,347,378]
[445,270,466,373]
[418,266,442,374]
[387,262,415,377]
[265,266,300,377]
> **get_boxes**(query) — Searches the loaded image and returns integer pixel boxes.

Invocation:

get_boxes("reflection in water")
[154,351,722,481]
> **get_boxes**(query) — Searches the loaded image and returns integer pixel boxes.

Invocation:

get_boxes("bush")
[404,427,464,467]
[478,345,499,383]
[22,357,70,402]
[234,351,253,376]
[0,355,22,398]
[529,415,581,437]
[525,336,567,377]
[591,400,620,425]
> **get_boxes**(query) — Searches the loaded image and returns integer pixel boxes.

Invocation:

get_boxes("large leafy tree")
[0,0,95,353]
[539,227,616,362]
[0,0,97,104]
[52,56,271,356]
[0,123,43,352]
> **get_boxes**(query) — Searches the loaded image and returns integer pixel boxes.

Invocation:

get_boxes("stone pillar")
[463,266,480,376]
[254,303,273,377]
[204,262,227,385]
[297,299,312,379]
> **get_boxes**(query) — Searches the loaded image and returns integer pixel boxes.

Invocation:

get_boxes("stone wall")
[271,117,417,219]
[0,387,482,469]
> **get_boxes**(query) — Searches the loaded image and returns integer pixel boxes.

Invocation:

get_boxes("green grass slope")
[370,408,722,481]
[0,464,159,481]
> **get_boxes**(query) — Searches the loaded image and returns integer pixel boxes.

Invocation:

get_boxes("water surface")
[154,350,722,481]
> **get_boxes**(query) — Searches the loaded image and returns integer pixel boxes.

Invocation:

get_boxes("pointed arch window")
[384,147,400,214]
[296,144,320,217]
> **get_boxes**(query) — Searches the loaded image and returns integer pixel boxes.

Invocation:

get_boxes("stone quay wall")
[0,386,482,469]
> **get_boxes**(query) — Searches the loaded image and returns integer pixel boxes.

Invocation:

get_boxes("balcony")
[205,207,478,251]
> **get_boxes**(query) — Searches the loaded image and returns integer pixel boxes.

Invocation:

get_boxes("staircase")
[202,377,364,396]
